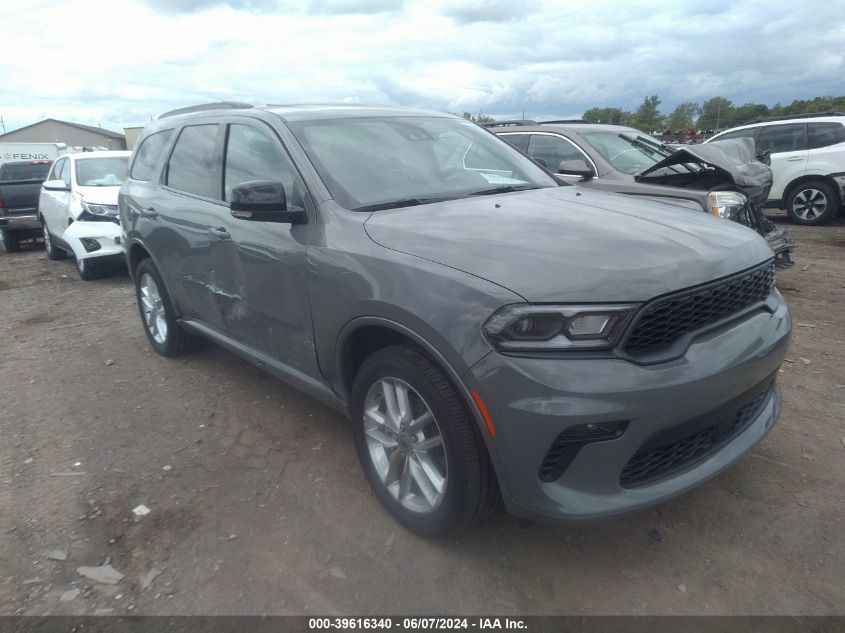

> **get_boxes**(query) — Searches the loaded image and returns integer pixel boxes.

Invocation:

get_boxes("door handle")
[786,157,804,162]
[139,206,159,219]
[208,227,231,240]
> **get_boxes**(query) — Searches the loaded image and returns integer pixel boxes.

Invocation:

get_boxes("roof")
[155,102,455,123]
[63,150,133,160]
[492,121,639,135]
[0,118,125,140]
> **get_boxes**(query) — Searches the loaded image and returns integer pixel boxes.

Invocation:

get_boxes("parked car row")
[111,103,791,537]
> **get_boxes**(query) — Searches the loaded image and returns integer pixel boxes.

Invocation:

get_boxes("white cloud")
[0,0,843,134]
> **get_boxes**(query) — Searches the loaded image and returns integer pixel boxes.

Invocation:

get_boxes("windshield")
[75,156,129,186]
[287,116,558,210]
[0,162,52,182]
[580,131,698,176]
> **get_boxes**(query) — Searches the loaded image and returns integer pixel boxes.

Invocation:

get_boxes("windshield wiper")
[619,133,672,157]
[352,197,448,212]
[464,184,540,197]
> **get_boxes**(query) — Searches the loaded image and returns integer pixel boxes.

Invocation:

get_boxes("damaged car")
[488,121,795,268]
[38,151,131,279]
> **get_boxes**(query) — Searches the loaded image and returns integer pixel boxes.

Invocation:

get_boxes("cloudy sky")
[3,0,844,134]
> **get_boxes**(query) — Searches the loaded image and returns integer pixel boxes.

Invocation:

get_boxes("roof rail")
[480,120,538,128]
[158,101,253,119]
[750,110,845,124]
[538,119,592,124]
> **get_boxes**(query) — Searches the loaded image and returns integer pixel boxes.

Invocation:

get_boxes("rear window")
[808,122,845,149]
[0,162,52,182]
[165,125,219,199]
[130,129,174,181]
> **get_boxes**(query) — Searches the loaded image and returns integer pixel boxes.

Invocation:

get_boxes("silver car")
[119,104,791,537]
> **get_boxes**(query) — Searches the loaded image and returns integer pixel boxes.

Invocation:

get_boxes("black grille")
[620,386,773,488]
[624,262,775,358]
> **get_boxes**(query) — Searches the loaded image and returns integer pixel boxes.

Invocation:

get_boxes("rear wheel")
[785,181,838,225]
[134,259,203,356]
[0,229,20,253]
[42,221,67,260]
[350,344,498,538]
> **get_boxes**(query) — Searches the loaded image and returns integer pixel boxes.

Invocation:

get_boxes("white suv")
[708,113,845,225]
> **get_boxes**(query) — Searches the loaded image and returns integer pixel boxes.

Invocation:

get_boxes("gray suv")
[119,104,791,537]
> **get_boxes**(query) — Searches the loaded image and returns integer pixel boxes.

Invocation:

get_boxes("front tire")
[77,256,103,281]
[785,181,839,225]
[0,228,20,253]
[42,221,67,260]
[134,259,203,356]
[350,344,498,538]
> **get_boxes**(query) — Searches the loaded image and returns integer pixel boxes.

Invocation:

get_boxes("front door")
[755,123,808,201]
[214,119,318,377]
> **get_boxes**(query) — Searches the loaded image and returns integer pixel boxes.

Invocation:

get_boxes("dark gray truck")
[0,160,53,252]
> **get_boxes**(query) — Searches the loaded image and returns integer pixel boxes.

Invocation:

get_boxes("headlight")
[79,201,119,221]
[708,191,747,219]
[483,304,638,351]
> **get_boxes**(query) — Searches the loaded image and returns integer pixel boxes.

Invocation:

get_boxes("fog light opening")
[80,238,101,253]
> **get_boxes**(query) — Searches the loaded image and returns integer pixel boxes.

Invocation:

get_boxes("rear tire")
[42,220,67,260]
[0,229,20,253]
[785,181,838,225]
[350,344,498,538]
[134,259,203,356]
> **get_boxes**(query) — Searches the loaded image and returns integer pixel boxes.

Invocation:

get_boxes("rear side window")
[130,129,174,181]
[500,133,528,152]
[756,124,807,154]
[807,122,845,149]
[165,124,220,198]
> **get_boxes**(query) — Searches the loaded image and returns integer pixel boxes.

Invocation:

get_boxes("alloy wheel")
[139,273,168,344]
[363,377,447,513]
[792,188,828,221]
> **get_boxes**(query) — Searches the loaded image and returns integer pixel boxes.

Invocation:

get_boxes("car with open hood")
[487,120,795,268]
[119,103,790,537]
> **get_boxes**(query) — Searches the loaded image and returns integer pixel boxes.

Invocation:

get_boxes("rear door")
[40,158,71,234]
[155,122,228,326]
[214,118,319,376]
[754,123,808,201]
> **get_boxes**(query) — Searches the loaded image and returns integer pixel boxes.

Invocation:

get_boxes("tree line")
[583,95,845,133]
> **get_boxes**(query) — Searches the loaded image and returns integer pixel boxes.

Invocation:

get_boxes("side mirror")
[43,179,70,192]
[229,180,306,224]
[558,159,595,179]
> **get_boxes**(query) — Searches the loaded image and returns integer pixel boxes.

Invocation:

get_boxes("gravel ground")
[1,213,843,616]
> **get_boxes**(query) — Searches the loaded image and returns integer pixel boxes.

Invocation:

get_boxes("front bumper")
[62,220,124,264]
[0,213,40,231]
[464,291,791,523]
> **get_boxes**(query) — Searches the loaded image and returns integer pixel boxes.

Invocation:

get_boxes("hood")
[364,186,774,303]
[636,138,773,206]
[76,185,120,206]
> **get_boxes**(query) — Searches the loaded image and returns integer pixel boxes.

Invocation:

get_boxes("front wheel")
[350,344,498,538]
[42,221,67,260]
[785,181,839,225]
[77,256,104,281]
[134,259,203,356]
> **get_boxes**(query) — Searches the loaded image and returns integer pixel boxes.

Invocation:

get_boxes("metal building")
[0,119,127,150]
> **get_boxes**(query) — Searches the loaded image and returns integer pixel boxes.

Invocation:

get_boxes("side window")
[500,134,528,152]
[165,124,220,199]
[755,124,807,154]
[223,124,303,208]
[807,122,845,150]
[527,134,588,170]
[714,128,757,142]
[58,159,71,186]
[131,129,174,181]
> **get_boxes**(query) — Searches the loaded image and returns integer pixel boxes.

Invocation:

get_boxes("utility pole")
[0,116,5,134]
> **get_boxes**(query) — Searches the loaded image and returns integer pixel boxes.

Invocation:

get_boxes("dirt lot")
[1,214,843,616]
